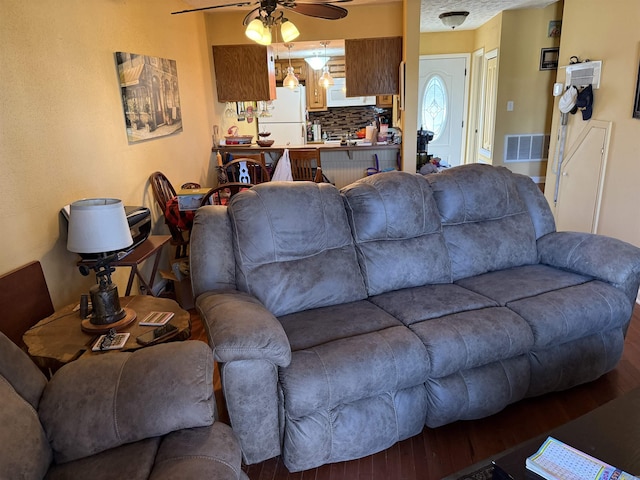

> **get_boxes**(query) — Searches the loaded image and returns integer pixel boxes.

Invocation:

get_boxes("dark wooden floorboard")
[190,304,640,480]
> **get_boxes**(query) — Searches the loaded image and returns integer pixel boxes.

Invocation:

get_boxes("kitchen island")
[214,143,401,189]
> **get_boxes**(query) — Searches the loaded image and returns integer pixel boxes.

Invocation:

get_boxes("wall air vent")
[504,134,550,162]
[565,60,602,89]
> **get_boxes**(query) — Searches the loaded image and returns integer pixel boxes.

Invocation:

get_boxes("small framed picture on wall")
[633,60,640,119]
[540,47,559,71]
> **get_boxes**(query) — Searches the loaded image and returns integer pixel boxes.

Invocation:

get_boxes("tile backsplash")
[308,106,392,140]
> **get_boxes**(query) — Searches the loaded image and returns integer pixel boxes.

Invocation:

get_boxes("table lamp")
[67,198,134,332]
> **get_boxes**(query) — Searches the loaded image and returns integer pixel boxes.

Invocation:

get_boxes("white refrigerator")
[259,86,307,146]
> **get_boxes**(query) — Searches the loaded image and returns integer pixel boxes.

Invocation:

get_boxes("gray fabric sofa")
[0,332,247,480]
[190,164,640,472]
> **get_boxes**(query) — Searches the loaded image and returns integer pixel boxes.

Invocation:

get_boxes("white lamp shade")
[305,56,329,71]
[280,20,299,42]
[67,198,133,254]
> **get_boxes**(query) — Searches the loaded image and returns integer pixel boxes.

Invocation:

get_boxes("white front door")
[418,55,468,167]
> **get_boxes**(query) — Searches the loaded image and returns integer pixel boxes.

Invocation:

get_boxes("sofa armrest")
[196,290,291,367]
[39,341,215,464]
[538,231,640,302]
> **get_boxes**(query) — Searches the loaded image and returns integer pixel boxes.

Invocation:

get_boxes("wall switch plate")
[507,101,514,111]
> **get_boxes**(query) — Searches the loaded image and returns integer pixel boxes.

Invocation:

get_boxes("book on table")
[526,436,640,480]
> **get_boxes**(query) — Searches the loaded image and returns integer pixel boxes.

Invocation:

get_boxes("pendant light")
[283,43,299,89]
[317,41,334,88]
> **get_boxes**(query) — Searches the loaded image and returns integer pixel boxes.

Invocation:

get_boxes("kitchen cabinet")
[212,44,276,102]
[275,59,306,83]
[327,56,345,78]
[344,37,402,96]
[305,68,327,111]
[376,95,393,107]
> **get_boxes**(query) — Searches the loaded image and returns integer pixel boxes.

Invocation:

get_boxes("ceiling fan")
[171,0,351,21]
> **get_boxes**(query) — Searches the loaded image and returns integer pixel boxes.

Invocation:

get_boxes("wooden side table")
[23,296,191,372]
[77,235,171,296]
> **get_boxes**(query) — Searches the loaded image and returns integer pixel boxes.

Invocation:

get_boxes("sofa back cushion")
[342,171,451,295]
[426,164,538,280]
[228,181,367,317]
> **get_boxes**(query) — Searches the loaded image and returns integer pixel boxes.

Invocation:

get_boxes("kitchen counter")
[214,143,401,189]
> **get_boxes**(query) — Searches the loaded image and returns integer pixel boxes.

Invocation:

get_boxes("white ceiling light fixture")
[439,11,469,30]
[318,41,334,88]
[305,51,329,71]
[283,43,299,89]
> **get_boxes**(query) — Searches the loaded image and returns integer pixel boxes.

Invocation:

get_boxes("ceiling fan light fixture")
[305,55,329,71]
[245,18,267,42]
[439,11,469,29]
[280,19,299,43]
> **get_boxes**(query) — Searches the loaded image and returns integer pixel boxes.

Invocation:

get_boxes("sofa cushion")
[369,283,498,325]
[228,182,367,317]
[427,164,538,280]
[0,331,47,409]
[39,341,215,464]
[278,300,402,351]
[44,437,160,480]
[342,171,451,295]
[280,325,429,418]
[508,280,632,348]
[409,307,534,378]
[455,264,591,306]
[0,376,52,480]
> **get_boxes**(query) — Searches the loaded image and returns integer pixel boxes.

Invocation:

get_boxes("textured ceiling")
[179,0,557,31]
[179,0,558,56]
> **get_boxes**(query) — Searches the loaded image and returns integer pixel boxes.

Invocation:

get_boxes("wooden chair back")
[288,149,323,183]
[149,171,189,258]
[199,182,249,207]
[0,261,54,349]
[224,158,271,185]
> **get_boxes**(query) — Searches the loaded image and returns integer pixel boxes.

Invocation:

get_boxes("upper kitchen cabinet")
[345,37,402,96]
[275,59,306,83]
[306,67,327,111]
[212,45,276,102]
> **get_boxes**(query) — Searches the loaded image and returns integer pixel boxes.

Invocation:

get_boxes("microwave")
[326,77,376,108]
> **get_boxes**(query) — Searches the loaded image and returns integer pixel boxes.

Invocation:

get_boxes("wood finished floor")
[189,304,640,480]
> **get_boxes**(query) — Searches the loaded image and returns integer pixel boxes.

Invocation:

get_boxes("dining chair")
[288,149,323,183]
[149,171,191,259]
[224,158,271,185]
[0,261,54,351]
[199,182,250,207]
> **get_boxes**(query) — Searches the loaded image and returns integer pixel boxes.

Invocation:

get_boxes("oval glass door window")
[421,75,447,141]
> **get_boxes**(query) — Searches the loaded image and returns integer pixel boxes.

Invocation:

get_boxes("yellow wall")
[544,0,640,245]
[420,30,475,55]
[493,2,563,177]
[0,0,215,307]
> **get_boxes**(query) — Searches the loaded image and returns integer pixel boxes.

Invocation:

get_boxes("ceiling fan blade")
[171,2,253,15]
[282,2,348,19]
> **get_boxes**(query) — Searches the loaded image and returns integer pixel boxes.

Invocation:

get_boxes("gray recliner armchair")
[0,332,247,480]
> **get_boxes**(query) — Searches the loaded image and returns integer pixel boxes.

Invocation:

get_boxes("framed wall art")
[540,47,559,71]
[633,60,640,120]
[115,52,183,143]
